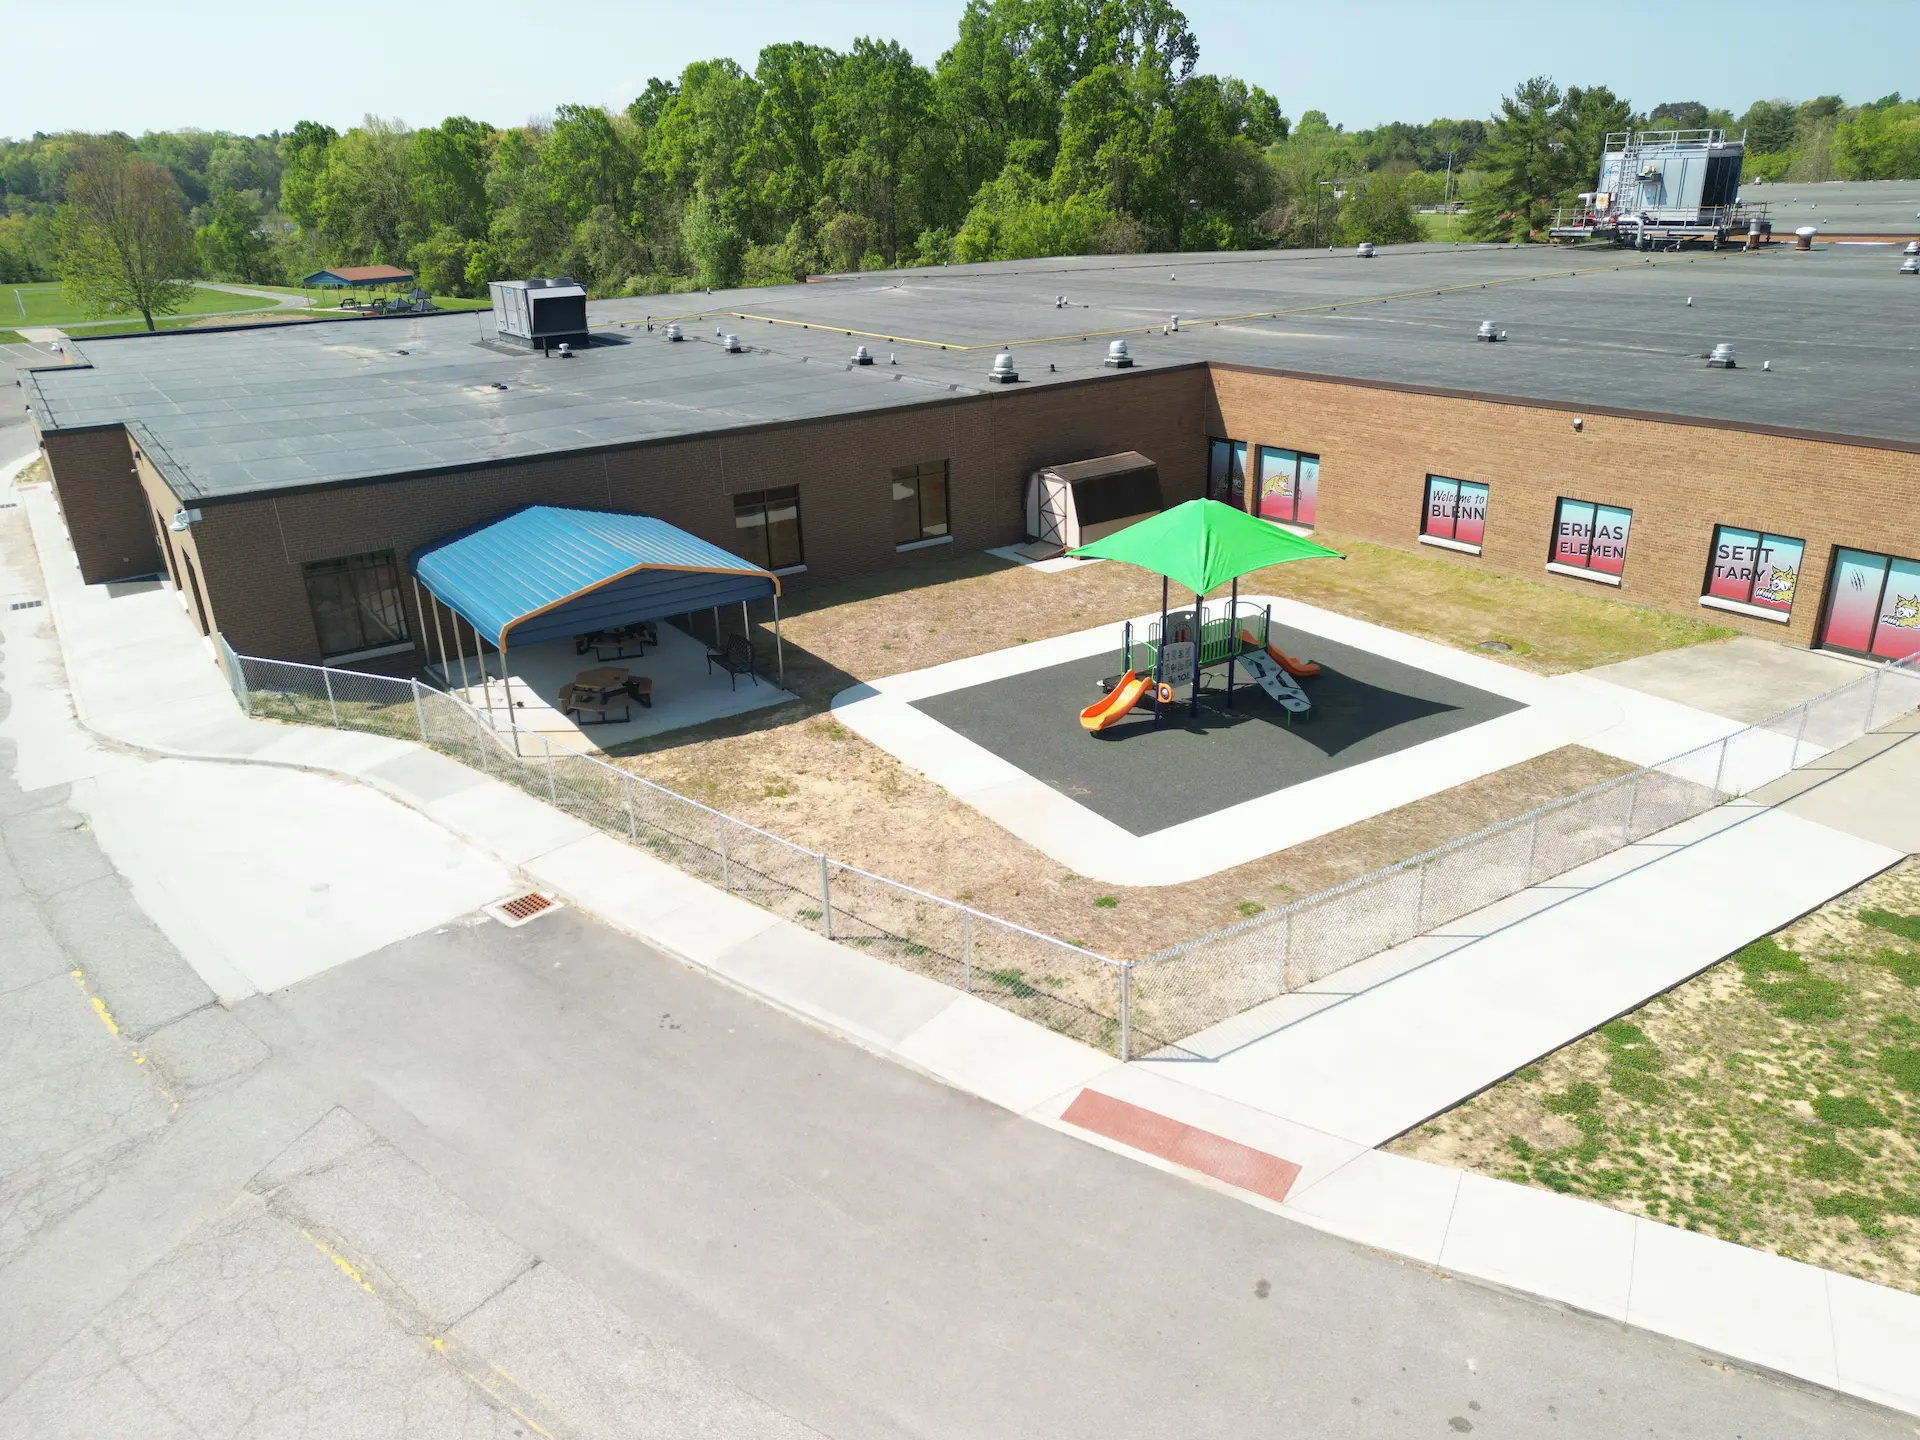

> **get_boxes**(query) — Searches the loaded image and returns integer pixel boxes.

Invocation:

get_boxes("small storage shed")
[488,278,591,352]
[1024,452,1163,553]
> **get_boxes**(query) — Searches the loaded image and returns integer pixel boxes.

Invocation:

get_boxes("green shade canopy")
[1068,498,1343,593]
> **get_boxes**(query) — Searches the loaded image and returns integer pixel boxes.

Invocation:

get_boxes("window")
[733,485,804,571]
[1420,475,1488,554]
[1701,526,1805,621]
[1256,446,1319,527]
[302,550,408,659]
[1207,438,1247,506]
[1819,548,1920,660]
[1547,497,1632,584]
[891,460,950,547]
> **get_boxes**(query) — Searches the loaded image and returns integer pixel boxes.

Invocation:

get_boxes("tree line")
[4,0,1916,317]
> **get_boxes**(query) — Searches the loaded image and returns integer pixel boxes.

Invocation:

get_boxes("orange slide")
[1240,630,1320,677]
[1081,670,1152,731]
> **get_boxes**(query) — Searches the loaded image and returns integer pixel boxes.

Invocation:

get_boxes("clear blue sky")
[4,0,1913,139]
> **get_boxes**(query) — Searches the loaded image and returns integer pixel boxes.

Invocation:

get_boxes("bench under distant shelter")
[299,264,418,307]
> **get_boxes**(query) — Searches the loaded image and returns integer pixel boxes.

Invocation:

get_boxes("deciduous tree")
[53,141,196,331]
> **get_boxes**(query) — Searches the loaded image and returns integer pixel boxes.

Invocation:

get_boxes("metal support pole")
[452,603,472,695]
[323,665,340,728]
[411,578,430,675]
[501,636,520,757]
[1226,577,1238,708]
[1152,576,1168,729]
[818,853,834,939]
[1867,666,1885,730]
[1118,961,1131,1063]
[544,737,557,804]
[476,619,497,728]
[411,679,427,742]
[1414,858,1429,933]
[741,601,750,666]
[1711,736,1730,798]
[625,774,637,842]
[430,591,451,687]
[1523,814,1541,886]
[1622,774,1639,843]
[773,597,784,686]
[1791,701,1810,768]
[718,815,730,891]
[711,605,720,645]
[962,912,972,992]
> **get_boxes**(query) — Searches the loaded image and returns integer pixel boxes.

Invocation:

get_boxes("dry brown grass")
[601,531,1698,954]
[10,453,48,488]
[1391,860,1920,1295]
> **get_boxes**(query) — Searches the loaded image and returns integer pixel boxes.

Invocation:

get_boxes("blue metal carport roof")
[411,506,779,649]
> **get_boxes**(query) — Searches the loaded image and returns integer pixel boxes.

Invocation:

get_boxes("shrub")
[1813,1094,1889,1128]
[1800,1142,1864,1181]
[1093,896,1118,909]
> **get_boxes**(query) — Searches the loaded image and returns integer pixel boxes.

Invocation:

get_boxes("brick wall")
[1206,365,1920,648]
[193,367,1208,666]
[41,427,162,583]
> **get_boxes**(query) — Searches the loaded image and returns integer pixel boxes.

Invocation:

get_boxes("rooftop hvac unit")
[1024,452,1163,554]
[488,278,590,353]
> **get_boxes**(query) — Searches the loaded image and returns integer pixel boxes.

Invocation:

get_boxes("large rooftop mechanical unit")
[1550,130,1766,248]
[489,278,591,353]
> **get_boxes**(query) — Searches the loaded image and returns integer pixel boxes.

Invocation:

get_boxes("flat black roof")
[24,240,1920,504]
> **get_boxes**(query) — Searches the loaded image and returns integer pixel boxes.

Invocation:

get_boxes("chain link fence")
[217,639,1129,1053]
[216,637,1920,1062]
[1123,653,1920,1057]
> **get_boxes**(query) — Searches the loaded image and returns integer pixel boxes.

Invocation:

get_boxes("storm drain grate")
[485,891,562,927]
[9,599,43,610]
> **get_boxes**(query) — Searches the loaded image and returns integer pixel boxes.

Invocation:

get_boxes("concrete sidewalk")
[14,478,1920,1420]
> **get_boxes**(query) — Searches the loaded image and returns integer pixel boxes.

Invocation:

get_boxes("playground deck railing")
[217,638,1920,1064]
[1132,598,1270,677]
[1121,653,1920,1058]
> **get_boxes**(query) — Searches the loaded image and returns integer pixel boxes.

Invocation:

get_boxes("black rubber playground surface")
[913,623,1524,836]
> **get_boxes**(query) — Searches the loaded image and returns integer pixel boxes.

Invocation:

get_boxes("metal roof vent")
[664,322,684,341]
[851,344,873,365]
[1357,241,1375,258]
[1055,294,1066,308]
[723,333,742,351]
[1103,339,1134,368]
[988,349,1019,383]
[1901,256,1920,275]
[1707,342,1737,368]
[1794,226,1817,250]
[557,342,572,358]
[1475,320,1500,342]
[1169,314,1180,332]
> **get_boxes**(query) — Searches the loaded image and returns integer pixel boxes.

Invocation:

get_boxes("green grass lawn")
[227,281,492,313]
[5,281,278,329]
[1414,211,1470,242]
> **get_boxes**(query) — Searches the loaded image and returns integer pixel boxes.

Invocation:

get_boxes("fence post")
[1523,813,1541,887]
[411,680,427,743]
[1711,735,1730,798]
[1118,961,1131,1063]
[1866,666,1885,731]
[1413,859,1430,934]
[1791,701,1810,768]
[718,815,730,891]
[222,637,251,716]
[818,853,834,939]
[962,911,972,991]
[1621,773,1640,843]
[1277,912,1292,996]
[544,737,558,805]
[322,666,340,728]
[625,774,638,843]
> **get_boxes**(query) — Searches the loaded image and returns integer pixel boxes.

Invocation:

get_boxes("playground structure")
[1080,603,1323,731]
[1069,499,1343,733]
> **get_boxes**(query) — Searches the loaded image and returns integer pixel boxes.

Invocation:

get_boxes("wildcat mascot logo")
[1885,594,1920,630]
[1753,562,1798,608]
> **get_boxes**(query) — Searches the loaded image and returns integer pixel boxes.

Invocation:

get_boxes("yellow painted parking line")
[68,967,180,1107]
[584,249,1762,355]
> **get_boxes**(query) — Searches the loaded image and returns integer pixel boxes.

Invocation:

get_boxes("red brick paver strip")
[1061,1090,1302,1203]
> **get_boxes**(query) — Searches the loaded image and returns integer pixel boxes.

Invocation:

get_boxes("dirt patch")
[1390,859,1920,1294]
[10,453,48,488]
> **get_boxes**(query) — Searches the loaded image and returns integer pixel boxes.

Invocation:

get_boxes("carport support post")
[773,597,784,686]
[476,621,497,727]
[1152,577,1168,729]
[502,636,520,757]
[411,579,431,678]
[430,591,451,687]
